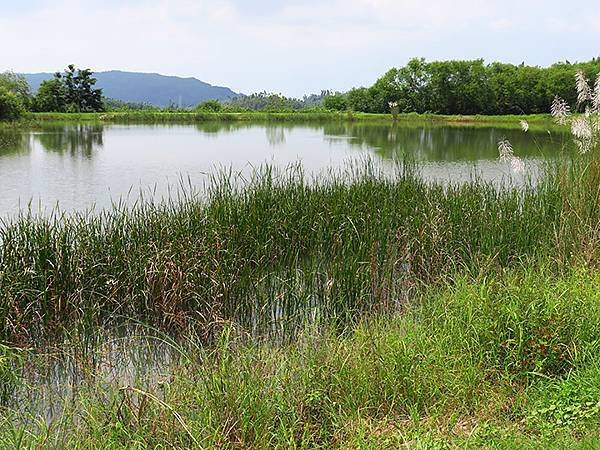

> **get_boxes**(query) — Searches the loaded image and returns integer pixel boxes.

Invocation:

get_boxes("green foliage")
[0,344,26,403]
[3,271,600,447]
[226,91,299,111]
[61,65,104,112]
[0,72,29,119]
[339,58,600,115]
[0,87,25,121]
[33,78,67,112]
[0,155,598,447]
[102,98,156,111]
[526,363,600,431]
[226,90,330,112]
[0,71,31,108]
[34,65,104,113]
[0,158,598,344]
[195,99,223,112]
[323,92,347,111]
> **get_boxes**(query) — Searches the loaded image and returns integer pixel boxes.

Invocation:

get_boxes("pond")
[0,121,568,216]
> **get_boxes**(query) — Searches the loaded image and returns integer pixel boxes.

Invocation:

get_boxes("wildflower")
[551,96,571,125]
[388,101,398,109]
[520,120,529,132]
[576,70,592,106]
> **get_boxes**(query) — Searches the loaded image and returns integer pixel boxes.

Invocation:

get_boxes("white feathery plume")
[593,73,600,113]
[574,139,593,154]
[571,117,594,154]
[520,120,529,132]
[497,139,525,174]
[551,96,571,125]
[497,139,514,161]
[510,157,525,174]
[572,117,593,141]
[576,70,592,106]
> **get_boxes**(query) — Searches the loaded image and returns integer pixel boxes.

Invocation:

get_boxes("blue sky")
[1,0,599,97]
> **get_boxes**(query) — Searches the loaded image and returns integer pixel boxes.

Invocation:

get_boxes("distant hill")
[23,71,239,107]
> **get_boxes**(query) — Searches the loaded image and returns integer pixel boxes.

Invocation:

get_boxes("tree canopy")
[0,72,29,120]
[328,58,600,115]
[34,65,104,112]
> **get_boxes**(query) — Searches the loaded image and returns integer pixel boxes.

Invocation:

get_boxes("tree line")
[324,58,600,115]
[0,65,104,120]
[3,58,600,120]
[196,91,332,113]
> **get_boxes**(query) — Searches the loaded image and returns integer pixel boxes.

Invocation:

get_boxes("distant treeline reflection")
[1,122,570,162]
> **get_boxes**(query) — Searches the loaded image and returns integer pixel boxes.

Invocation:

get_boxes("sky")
[1,0,599,97]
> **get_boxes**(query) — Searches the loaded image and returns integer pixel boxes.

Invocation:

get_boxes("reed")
[0,160,597,345]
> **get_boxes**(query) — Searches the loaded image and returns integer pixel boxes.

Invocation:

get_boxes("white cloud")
[1,0,599,97]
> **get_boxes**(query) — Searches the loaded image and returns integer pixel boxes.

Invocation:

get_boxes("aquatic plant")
[0,159,597,346]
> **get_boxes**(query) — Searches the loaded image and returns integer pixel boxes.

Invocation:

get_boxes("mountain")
[23,70,239,107]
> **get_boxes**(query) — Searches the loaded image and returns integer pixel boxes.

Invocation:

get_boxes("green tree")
[336,57,600,115]
[346,87,374,112]
[0,86,25,120]
[395,58,431,113]
[34,78,67,112]
[0,72,31,106]
[323,93,347,111]
[60,65,104,112]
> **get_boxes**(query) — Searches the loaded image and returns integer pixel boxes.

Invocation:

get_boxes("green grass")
[2,270,600,448]
[17,111,559,128]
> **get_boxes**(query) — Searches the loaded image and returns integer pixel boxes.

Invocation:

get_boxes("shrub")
[323,93,347,111]
[0,87,25,121]
[195,100,223,112]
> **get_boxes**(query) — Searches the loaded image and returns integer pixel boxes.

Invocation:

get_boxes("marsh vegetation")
[0,69,599,448]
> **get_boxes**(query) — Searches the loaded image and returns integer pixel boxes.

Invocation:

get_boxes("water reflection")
[16,331,175,424]
[0,128,31,157]
[33,124,104,158]
[0,121,569,216]
[1,122,568,163]
[320,122,568,161]
[265,125,287,146]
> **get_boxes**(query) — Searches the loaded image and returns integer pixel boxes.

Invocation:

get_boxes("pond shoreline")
[12,111,558,128]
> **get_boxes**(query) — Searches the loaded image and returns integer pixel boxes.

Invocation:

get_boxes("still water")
[0,121,568,216]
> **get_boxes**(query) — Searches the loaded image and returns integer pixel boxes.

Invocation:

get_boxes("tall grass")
[0,160,597,345]
[3,270,600,448]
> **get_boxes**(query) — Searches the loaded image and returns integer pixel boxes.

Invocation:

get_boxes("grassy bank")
[17,111,558,128]
[3,270,600,448]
